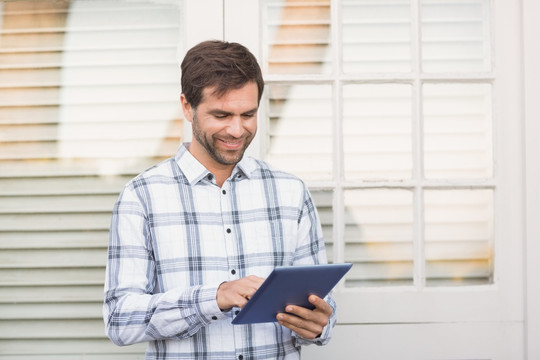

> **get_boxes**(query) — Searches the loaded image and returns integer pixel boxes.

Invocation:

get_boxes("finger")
[308,295,333,317]
[229,287,256,309]
[281,322,321,340]
[276,312,323,339]
[217,278,261,310]
[282,304,328,328]
[283,297,332,327]
[244,275,265,288]
[245,275,265,283]
[241,287,257,301]
[236,295,249,308]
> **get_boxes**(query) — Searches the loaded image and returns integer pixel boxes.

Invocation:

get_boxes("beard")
[191,110,254,166]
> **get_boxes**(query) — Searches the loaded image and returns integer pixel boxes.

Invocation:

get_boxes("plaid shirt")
[103,143,336,360]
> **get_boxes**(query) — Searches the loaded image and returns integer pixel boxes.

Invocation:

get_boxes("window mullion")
[411,0,425,288]
[332,0,345,268]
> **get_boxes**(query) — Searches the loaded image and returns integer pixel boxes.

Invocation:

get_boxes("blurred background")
[0,0,538,359]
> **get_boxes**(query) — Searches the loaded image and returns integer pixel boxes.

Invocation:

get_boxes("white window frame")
[221,0,524,326]
[330,0,524,325]
[523,0,540,358]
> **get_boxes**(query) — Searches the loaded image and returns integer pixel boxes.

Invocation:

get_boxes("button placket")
[222,182,231,237]
[220,181,237,280]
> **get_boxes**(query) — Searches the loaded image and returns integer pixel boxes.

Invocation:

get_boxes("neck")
[186,143,235,187]
[211,167,233,187]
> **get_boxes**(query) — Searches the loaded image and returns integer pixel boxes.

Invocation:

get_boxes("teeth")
[222,139,241,145]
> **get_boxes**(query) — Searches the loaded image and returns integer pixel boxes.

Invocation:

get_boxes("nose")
[226,116,244,138]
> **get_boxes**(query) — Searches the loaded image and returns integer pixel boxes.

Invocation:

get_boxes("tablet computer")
[231,263,352,325]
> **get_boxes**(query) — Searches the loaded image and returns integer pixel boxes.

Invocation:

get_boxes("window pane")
[344,189,414,287]
[266,84,333,180]
[311,189,334,262]
[343,84,413,180]
[423,83,493,179]
[265,0,331,74]
[342,0,411,73]
[422,0,491,73]
[424,189,493,286]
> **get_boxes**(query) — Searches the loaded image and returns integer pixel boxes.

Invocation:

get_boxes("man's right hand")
[216,275,265,311]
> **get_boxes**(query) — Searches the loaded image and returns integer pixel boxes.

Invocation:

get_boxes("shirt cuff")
[195,284,229,322]
[292,321,332,346]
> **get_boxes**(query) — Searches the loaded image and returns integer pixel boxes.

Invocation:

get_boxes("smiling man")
[183,82,258,184]
[103,40,336,360]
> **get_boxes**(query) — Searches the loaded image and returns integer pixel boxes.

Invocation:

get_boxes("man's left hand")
[276,295,332,339]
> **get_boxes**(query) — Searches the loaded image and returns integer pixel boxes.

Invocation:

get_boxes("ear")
[180,94,194,123]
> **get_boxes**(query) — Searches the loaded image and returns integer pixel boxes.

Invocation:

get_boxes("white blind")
[344,188,414,286]
[422,0,491,72]
[423,83,493,178]
[263,0,494,287]
[0,0,181,357]
[343,83,413,180]
[342,0,412,73]
[266,84,333,180]
[265,0,331,74]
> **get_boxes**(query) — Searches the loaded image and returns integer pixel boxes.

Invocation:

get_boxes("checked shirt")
[103,143,336,360]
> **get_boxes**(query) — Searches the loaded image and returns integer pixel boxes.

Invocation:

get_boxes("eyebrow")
[208,107,258,116]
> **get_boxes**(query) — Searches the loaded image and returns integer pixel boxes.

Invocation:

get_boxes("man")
[103,40,336,359]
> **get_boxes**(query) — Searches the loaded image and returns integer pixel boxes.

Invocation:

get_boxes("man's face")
[182,82,259,170]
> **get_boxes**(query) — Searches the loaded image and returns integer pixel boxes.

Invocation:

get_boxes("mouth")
[217,138,244,150]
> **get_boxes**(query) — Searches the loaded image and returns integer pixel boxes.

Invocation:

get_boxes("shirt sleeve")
[291,185,337,346]
[103,186,227,346]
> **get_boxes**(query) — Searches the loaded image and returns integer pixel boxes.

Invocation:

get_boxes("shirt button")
[238,355,243,360]
[207,174,213,180]
[226,228,231,234]
[222,189,226,195]
[212,316,218,320]
[235,310,240,315]
[231,269,236,275]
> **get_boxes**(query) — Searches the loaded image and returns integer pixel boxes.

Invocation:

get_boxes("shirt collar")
[174,142,257,185]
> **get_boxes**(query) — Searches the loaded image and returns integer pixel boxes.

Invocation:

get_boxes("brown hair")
[180,40,264,109]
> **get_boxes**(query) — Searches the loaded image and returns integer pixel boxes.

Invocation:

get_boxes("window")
[262,0,495,288]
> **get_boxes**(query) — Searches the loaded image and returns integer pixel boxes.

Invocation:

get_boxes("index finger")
[243,275,265,288]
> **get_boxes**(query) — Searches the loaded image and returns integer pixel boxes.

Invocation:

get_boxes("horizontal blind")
[266,84,333,181]
[342,0,412,73]
[0,0,181,357]
[265,0,331,74]
[423,83,493,179]
[263,0,494,287]
[343,83,413,180]
[424,189,493,286]
[343,188,414,286]
[310,189,334,263]
[422,0,491,73]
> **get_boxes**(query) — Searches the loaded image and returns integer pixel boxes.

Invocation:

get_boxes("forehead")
[199,82,259,109]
